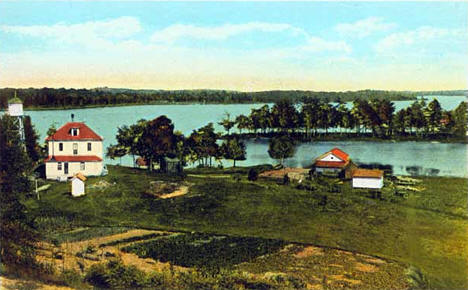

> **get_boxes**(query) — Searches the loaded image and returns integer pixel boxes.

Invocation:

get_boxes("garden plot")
[122,233,287,268]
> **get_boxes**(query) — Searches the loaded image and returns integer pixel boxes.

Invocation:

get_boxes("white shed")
[71,173,87,197]
[352,169,384,189]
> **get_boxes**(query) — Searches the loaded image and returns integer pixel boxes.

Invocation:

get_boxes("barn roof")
[329,148,349,161]
[72,173,87,181]
[45,122,103,141]
[315,147,350,162]
[352,169,384,179]
[45,155,102,162]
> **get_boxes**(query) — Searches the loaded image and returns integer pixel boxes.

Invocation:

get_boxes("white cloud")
[150,22,306,43]
[302,37,351,53]
[335,17,396,38]
[0,16,141,48]
[375,26,466,53]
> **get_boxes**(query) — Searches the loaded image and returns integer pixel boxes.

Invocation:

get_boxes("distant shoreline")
[6,95,465,112]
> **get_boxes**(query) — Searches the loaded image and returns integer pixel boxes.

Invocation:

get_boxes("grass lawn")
[25,165,468,289]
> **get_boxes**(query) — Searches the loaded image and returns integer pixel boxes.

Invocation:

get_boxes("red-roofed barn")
[45,122,105,180]
[313,147,356,178]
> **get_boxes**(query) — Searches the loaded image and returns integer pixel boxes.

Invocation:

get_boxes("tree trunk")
[233,159,236,167]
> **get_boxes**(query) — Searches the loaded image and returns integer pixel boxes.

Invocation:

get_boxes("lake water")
[20,95,468,177]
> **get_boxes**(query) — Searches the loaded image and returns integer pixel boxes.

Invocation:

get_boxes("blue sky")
[1,1,467,91]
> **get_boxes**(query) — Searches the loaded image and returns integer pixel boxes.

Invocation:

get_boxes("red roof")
[45,122,103,141]
[330,147,349,161]
[44,155,102,162]
[314,160,349,168]
[352,169,384,178]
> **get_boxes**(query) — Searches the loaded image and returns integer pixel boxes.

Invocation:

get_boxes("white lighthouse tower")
[7,92,25,141]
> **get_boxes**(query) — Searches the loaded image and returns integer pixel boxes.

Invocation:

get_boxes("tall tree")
[268,135,296,166]
[138,116,177,171]
[220,137,246,167]
[0,115,38,268]
[23,116,41,162]
[106,144,127,165]
[186,123,219,167]
[235,114,251,134]
[425,99,443,134]
[271,100,299,133]
[451,101,467,137]
[116,120,147,167]
[218,112,235,135]
[393,109,407,136]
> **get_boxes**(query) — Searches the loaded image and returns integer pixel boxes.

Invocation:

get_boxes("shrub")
[85,263,109,288]
[283,174,290,185]
[247,168,259,181]
[60,269,83,288]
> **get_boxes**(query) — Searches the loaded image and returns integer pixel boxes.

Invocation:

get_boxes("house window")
[71,128,79,136]
[87,142,92,151]
[80,162,85,170]
[57,162,62,170]
[59,143,63,151]
[73,143,78,155]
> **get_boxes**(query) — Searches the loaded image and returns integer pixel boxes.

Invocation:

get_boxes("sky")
[0,1,467,91]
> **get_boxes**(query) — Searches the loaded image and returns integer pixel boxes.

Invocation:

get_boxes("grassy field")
[25,165,468,289]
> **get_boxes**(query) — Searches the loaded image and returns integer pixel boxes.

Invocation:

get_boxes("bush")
[60,269,83,288]
[283,174,290,185]
[247,168,259,181]
[85,263,109,288]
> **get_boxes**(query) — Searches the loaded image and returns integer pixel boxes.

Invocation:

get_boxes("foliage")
[186,123,220,167]
[138,115,177,171]
[0,88,429,109]
[247,168,259,181]
[23,116,41,162]
[228,98,467,140]
[122,233,286,269]
[0,115,38,267]
[268,135,296,165]
[220,137,246,167]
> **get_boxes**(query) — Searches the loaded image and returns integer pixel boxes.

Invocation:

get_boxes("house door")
[64,162,69,174]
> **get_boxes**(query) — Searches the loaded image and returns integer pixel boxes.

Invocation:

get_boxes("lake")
[22,95,467,177]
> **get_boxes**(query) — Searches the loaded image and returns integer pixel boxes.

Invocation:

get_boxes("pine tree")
[23,116,41,162]
[0,115,38,267]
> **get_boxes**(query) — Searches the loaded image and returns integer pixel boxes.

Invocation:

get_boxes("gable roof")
[352,169,384,179]
[72,173,87,181]
[315,147,350,162]
[329,147,349,161]
[45,122,103,141]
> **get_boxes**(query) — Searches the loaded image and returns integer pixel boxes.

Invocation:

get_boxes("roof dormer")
[70,128,80,136]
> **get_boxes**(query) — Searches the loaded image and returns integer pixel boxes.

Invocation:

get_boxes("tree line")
[106,116,247,170]
[219,98,467,140]
[0,87,436,109]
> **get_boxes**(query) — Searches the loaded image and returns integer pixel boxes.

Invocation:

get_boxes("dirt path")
[159,186,189,199]
[0,276,72,290]
[37,229,186,275]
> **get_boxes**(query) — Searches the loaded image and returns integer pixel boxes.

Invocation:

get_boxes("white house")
[45,122,105,180]
[71,173,86,197]
[352,169,384,189]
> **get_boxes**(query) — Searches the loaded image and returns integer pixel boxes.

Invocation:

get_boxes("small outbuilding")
[71,173,87,197]
[161,157,183,175]
[352,169,384,189]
